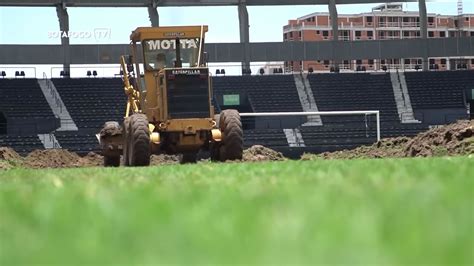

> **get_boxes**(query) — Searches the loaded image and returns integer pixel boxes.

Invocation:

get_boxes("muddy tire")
[104,155,120,167]
[180,153,197,164]
[128,114,151,166]
[219,109,243,161]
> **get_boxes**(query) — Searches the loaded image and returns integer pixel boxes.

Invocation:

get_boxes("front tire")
[128,114,151,166]
[218,109,243,161]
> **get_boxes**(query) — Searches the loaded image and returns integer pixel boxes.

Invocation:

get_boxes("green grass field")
[0,157,473,266]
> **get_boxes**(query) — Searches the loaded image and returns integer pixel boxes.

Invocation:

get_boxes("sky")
[0,1,473,76]
[0,1,473,44]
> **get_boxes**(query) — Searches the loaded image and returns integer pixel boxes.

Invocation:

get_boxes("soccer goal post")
[240,111,381,141]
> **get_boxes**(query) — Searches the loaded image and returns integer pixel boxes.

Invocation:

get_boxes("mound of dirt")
[405,120,473,157]
[307,120,474,160]
[243,145,286,162]
[150,154,180,165]
[0,147,22,161]
[80,152,104,167]
[0,161,12,170]
[24,149,83,169]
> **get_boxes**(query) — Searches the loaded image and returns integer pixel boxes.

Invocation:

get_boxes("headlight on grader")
[211,129,222,142]
[150,132,160,144]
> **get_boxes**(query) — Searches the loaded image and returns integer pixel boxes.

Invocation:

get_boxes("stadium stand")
[405,70,473,109]
[213,75,303,112]
[0,71,470,156]
[0,135,44,155]
[307,72,399,123]
[54,131,99,155]
[0,78,58,134]
[404,70,473,124]
[52,78,125,129]
[243,129,288,147]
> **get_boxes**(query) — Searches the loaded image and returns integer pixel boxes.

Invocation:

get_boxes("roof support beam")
[0,0,416,7]
[418,0,428,71]
[328,0,339,68]
[2,38,472,65]
[148,1,159,27]
[55,4,70,74]
[238,1,250,72]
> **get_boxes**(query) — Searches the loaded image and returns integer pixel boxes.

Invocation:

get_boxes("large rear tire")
[128,114,151,166]
[219,109,243,161]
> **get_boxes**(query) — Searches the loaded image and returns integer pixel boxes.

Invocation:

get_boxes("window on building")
[381,60,386,64]
[366,16,373,22]
[429,59,435,65]
[367,31,373,37]
[368,59,374,65]
[284,33,287,39]
[417,59,422,65]
[449,31,456,37]
[316,30,320,35]
[355,31,361,37]
[466,17,469,22]
[471,59,474,64]
[441,59,447,65]
[471,32,474,37]
[380,31,385,37]
[403,31,410,37]
[324,60,330,65]
[289,32,293,38]
[404,59,410,64]
[440,31,446,37]
[416,31,420,37]
[322,31,329,37]
[343,60,349,65]
[428,31,434,37]
[356,60,362,65]
[299,31,302,38]
[403,17,409,23]
[428,17,434,23]
[380,17,385,22]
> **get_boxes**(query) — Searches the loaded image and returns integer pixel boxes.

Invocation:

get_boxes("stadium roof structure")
[0,0,416,7]
[1,0,471,73]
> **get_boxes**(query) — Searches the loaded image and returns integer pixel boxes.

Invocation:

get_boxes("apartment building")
[283,3,474,72]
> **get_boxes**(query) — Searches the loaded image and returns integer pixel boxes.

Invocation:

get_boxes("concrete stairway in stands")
[38,133,61,149]
[37,78,78,131]
[293,74,323,126]
[390,71,420,123]
[283,128,306,147]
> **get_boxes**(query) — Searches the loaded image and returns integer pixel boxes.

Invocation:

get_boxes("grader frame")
[98,26,243,166]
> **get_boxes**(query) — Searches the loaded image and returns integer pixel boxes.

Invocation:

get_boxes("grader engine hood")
[165,68,211,119]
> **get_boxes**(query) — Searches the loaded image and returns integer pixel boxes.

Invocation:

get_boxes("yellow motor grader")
[98,26,243,166]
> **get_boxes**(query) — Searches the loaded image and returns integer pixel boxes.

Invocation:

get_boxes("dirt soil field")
[242,145,286,162]
[305,120,474,160]
[1,120,472,169]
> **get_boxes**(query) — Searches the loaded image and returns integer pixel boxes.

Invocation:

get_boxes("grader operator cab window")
[143,38,201,70]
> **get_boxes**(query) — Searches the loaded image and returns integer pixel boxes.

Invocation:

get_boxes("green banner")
[223,94,240,106]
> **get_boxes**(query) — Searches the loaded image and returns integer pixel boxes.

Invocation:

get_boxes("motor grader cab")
[98,26,243,166]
